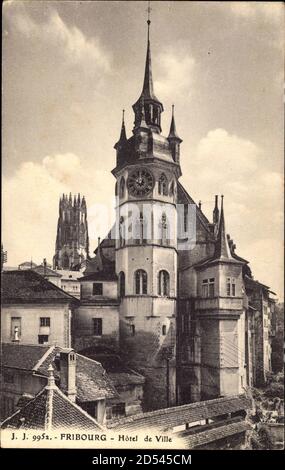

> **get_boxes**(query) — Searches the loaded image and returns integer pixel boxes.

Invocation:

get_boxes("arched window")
[115,181,118,196]
[134,269,147,295]
[169,180,175,196]
[119,271,125,298]
[134,212,147,245]
[160,213,169,245]
[119,216,125,247]
[119,177,125,198]
[158,270,170,296]
[158,174,168,196]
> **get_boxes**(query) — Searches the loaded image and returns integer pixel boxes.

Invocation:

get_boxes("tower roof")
[114,110,127,149]
[214,196,234,260]
[168,105,182,141]
[133,17,163,109]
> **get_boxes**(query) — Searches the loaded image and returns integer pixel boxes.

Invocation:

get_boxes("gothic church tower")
[113,17,182,409]
[53,193,89,270]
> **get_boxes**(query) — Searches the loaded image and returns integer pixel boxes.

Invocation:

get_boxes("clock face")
[127,168,154,197]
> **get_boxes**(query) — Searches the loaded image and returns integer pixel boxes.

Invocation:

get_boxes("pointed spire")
[213,195,219,224]
[168,105,182,142]
[214,195,232,259]
[119,109,127,141]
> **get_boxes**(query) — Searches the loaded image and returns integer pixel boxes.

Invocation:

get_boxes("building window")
[227,278,236,296]
[93,283,103,296]
[202,279,208,297]
[162,325,167,336]
[134,212,147,244]
[93,318,103,336]
[169,180,175,196]
[134,269,147,295]
[130,324,135,336]
[202,279,215,298]
[227,278,231,296]
[209,278,215,298]
[119,271,125,298]
[38,335,49,345]
[119,177,125,198]
[4,371,14,384]
[158,173,168,196]
[158,270,170,296]
[40,317,50,327]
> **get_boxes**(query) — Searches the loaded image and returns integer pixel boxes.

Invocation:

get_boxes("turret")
[167,105,182,164]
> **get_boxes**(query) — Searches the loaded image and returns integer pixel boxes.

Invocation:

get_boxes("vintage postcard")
[1,0,284,455]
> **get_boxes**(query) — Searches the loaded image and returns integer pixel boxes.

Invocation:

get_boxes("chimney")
[198,200,202,211]
[59,349,77,402]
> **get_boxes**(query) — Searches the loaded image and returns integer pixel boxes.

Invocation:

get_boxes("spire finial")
[172,104,174,117]
[147,1,151,40]
[221,194,224,211]
[122,109,125,124]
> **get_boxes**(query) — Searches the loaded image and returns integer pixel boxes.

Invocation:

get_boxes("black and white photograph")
[1,0,284,455]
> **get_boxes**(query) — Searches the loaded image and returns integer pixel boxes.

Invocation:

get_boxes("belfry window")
[119,177,125,198]
[158,270,170,296]
[134,269,147,295]
[158,174,168,196]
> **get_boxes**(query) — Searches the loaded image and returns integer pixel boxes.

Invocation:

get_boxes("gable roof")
[107,395,251,431]
[2,343,118,402]
[1,379,103,431]
[1,343,52,370]
[1,270,79,304]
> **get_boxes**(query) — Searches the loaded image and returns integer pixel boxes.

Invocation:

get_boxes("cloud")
[154,49,195,100]
[2,154,114,266]
[230,2,284,23]
[4,3,111,73]
[183,128,284,298]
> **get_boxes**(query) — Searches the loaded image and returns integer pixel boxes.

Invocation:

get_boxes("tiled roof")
[1,270,79,303]
[181,420,252,448]
[1,343,52,370]
[177,182,212,234]
[107,395,252,431]
[2,344,118,402]
[79,352,145,387]
[33,266,61,277]
[1,384,102,431]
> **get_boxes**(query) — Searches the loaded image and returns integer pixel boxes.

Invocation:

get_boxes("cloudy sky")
[2,1,284,299]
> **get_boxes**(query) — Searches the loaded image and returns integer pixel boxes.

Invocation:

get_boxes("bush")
[264,382,284,399]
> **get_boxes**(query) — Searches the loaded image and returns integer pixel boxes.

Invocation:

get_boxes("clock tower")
[112,18,182,410]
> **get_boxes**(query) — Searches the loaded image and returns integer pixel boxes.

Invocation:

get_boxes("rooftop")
[1,372,103,431]
[1,270,79,304]
[107,395,251,431]
[2,343,118,402]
